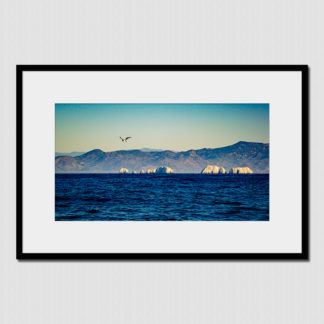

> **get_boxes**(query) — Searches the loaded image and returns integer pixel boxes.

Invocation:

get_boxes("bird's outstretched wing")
[120,137,123,140]
[125,137,132,140]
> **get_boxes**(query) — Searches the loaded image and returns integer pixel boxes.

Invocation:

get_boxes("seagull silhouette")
[120,136,132,143]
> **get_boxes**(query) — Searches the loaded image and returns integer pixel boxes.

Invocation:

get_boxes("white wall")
[0,1,322,323]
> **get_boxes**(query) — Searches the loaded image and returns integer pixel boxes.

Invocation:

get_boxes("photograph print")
[55,103,269,221]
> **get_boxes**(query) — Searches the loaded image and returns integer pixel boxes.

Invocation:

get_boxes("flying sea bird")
[120,136,132,143]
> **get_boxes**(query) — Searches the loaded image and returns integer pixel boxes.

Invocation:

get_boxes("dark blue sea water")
[55,174,269,221]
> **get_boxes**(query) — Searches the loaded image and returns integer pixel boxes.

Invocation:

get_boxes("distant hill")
[55,152,85,157]
[140,148,165,152]
[55,141,269,173]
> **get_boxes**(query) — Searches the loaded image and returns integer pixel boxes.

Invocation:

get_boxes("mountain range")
[55,151,85,157]
[55,148,167,157]
[55,141,269,173]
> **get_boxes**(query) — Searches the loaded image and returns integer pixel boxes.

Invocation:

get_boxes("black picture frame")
[16,65,309,261]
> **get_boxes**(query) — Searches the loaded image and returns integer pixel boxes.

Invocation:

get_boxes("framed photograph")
[17,65,309,260]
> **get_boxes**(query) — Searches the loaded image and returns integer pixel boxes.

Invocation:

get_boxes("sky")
[55,103,269,152]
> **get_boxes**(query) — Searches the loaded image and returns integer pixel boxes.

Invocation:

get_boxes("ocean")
[55,174,269,221]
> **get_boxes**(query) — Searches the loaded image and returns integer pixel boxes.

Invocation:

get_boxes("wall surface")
[0,1,322,323]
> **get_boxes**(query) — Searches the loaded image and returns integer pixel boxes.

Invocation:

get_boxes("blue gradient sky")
[55,103,269,152]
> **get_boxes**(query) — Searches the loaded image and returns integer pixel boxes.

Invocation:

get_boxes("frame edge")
[16,65,23,259]
[16,65,310,261]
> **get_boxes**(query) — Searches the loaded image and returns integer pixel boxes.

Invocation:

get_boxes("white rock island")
[228,167,253,174]
[201,165,226,174]
[155,166,174,174]
[139,166,175,174]
[201,165,254,174]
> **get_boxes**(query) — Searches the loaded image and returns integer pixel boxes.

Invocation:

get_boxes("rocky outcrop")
[155,166,174,174]
[201,165,226,174]
[119,168,129,174]
[229,167,253,174]
[139,166,174,174]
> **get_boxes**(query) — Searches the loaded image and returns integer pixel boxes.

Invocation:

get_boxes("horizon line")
[56,140,269,155]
